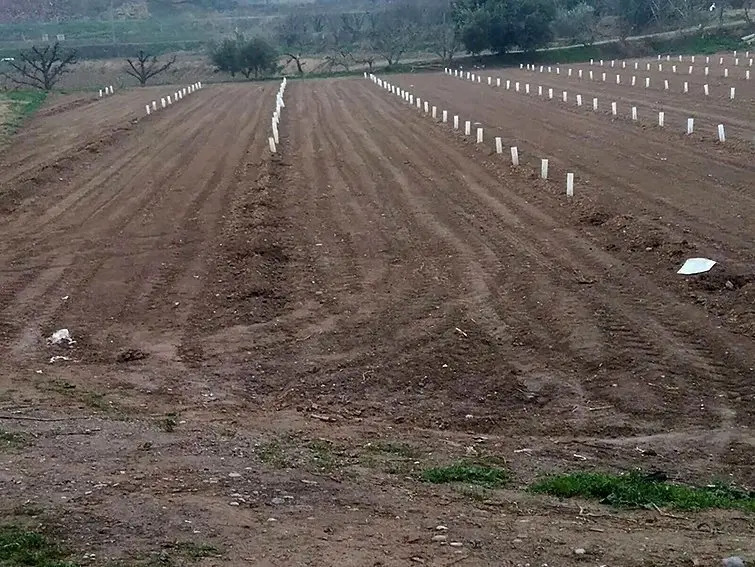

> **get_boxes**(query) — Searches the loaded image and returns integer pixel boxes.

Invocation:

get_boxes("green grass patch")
[530,470,755,511]
[0,90,47,138]
[308,439,341,472]
[6,90,47,118]
[646,30,747,55]
[422,461,509,488]
[255,439,289,469]
[0,525,78,567]
[169,541,221,559]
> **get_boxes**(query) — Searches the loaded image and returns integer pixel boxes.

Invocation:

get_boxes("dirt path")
[0,79,753,566]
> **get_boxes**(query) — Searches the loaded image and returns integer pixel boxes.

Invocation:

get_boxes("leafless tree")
[1,42,76,91]
[324,46,355,72]
[351,45,378,72]
[124,50,177,86]
[317,14,363,73]
[430,24,462,63]
[277,14,312,76]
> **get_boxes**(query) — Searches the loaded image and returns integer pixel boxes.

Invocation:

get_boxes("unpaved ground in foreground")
[0,79,753,566]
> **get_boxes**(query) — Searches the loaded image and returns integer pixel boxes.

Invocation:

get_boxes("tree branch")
[124,67,143,81]
[0,71,45,89]
[144,55,176,80]
[126,58,142,75]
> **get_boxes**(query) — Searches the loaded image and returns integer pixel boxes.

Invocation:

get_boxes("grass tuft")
[39,380,115,413]
[308,439,339,472]
[364,440,421,459]
[170,541,222,559]
[255,440,288,469]
[0,525,78,567]
[530,470,755,511]
[0,429,28,451]
[421,461,509,487]
[159,414,178,433]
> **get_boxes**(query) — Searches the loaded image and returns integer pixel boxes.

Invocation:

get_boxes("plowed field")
[0,76,753,566]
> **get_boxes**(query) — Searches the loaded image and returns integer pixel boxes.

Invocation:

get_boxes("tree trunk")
[292,55,304,75]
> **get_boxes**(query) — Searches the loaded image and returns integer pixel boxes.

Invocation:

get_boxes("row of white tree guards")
[514,63,749,94]
[144,82,203,115]
[585,51,753,70]
[365,72,576,197]
[269,78,287,154]
[445,69,731,142]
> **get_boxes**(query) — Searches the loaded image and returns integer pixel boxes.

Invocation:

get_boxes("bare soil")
[501,55,755,143]
[0,76,753,566]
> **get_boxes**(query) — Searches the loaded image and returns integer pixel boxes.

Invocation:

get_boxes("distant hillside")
[0,0,247,23]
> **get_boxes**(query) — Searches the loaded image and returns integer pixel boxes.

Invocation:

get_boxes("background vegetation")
[0,0,752,84]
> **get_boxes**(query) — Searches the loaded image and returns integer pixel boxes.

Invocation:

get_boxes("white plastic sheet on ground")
[677,258,717,275]
[47,328,75,346]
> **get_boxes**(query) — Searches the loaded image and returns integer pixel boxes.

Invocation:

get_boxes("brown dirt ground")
[499,55,755,143]
[0,75,753,566]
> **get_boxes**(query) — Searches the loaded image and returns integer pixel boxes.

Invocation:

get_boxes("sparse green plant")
[256,440,289,469]
[160,414,178,433]
[41,380,113,412]
[170,541,221,559]
[530,470,755,511]
[0,429,27,451]
[364,440,421,459]
[0,525,78,567]
[422,461,509,487]
[308,439,338,472]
